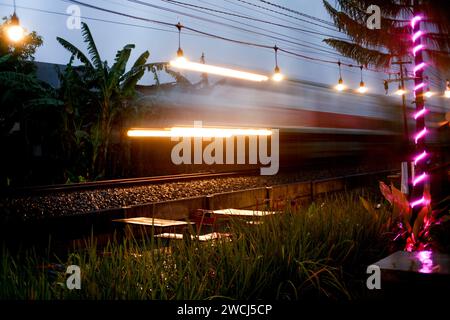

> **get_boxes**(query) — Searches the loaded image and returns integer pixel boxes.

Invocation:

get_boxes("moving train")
[127,78,450,175]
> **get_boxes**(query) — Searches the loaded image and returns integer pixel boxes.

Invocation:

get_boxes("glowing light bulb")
[272,66,283,82]
[7,13,24,43]
[357,81,367,94]
[395,85,406,96]
[335,78,345,91]
[445,89,450,98]
[424,89,433,98]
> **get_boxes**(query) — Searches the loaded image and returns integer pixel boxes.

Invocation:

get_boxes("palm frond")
[323,39,392,68]
[323,0,408,55]
[24,98,63,109]
[56,37,94,70]
[164,65,192,86]
[425,49,450,73]
[81,22,103,71]
[0,54,11,65]
[106,44,134,92]
[0,71,43,91]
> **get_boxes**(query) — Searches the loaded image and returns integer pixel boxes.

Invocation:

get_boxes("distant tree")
[0,15,43,73]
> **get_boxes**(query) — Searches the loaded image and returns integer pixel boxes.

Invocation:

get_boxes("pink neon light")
[412,31,424,42]
[414,83,426,91]
[415,128,427,144]
[411,16,422,28]
[413,173,428,186]
[411,197,425,208]
[413,44,425,56]
[414,108,427,119]
[413,62,426,75]
[414,151,427,165]
[416,251,434,274]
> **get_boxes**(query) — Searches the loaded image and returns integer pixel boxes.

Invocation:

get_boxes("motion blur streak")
[127,127,273,138]
[169,58,269,82]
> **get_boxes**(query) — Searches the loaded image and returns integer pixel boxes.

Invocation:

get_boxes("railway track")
[2,170,261,196]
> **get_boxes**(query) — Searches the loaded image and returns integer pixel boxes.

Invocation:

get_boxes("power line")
[161,0,348,40]
[61,0,380,70]
[232,0,342,33]
[221,0,332,35]
[0,2,176,34]
[257,0,336,27]
[11,0,411,78]
[154,0,350,58]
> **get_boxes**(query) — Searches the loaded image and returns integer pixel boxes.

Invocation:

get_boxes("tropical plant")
[57,22,166,178]
[322,0,450,70]
[0,53,62,186]
[57,22,201,179]
[373,180,450,251]
[0,15,43,73]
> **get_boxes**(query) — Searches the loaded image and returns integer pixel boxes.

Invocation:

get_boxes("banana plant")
[57,22,174,178]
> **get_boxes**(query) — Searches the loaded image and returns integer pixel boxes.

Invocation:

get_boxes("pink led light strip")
[410,15,430,209]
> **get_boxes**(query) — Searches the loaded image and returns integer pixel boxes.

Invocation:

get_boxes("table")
[212,209,279,217]
[112,217,194,238]
[113,217,192,228]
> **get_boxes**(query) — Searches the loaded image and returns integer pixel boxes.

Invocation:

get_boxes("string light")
[395,84,406,96]
[357,65,367,93]
[410,13,430,214]
[335,61,345,91]
[7,0,25,43]
[272,45,284,82]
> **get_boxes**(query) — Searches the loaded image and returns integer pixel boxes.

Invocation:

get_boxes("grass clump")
[0,189,392,300]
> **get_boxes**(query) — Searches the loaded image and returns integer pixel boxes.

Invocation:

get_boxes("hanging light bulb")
[445,80,450,98]
[357,66,367,93]
[173,22,186,64]
[395,84,406,96]
[335,61,345,91]
[7,1,25,43]
[358,81,367,94]
[271,45,284,82]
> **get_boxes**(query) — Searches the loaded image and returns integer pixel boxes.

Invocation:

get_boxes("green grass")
[0,189,392,300]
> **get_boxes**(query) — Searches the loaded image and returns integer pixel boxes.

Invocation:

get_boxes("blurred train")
[126,78,450,175]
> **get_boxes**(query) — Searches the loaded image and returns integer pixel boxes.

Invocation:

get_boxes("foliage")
[0,15,43,73]
[0,190,391,300]
[323,0,450,71]
[56,22,193,180]
[371,181,450,252]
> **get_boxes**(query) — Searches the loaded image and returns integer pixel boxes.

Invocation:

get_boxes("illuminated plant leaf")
[413,206,428,239]
[360,197,378,221]
[379,181,393,204]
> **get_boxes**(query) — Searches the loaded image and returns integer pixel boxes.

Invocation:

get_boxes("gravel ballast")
[0,164,396,221]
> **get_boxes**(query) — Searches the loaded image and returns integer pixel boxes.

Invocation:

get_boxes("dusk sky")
[0,0,420,94]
